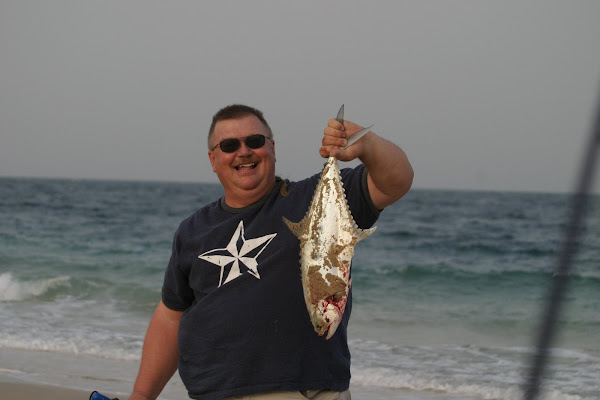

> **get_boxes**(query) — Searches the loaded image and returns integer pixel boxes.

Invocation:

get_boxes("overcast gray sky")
[2,1,600,193]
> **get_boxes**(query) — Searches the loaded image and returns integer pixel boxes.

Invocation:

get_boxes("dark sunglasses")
[211,134,272,153]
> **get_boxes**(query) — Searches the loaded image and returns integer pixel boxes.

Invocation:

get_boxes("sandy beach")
[0,382,99,400]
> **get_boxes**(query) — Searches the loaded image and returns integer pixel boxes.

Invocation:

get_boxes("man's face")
[208,115,276,207]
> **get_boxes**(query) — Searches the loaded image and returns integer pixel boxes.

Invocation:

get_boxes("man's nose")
[236,140,253,156]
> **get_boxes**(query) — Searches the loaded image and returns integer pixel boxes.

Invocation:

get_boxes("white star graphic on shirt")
[198,221,277,287]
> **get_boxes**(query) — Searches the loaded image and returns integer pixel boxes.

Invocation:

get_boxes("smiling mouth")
[235,163,257,170]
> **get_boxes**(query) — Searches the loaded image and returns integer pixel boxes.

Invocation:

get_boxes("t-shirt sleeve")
[341,164,380,229]
[162,229,194,311]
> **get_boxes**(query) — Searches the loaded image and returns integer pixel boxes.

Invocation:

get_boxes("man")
[129,105,413,400]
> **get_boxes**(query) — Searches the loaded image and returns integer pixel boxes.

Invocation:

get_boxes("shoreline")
[0,380,475,400]
[0,382,461,400]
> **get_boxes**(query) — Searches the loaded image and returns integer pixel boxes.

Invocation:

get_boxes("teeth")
[236,163,256,169]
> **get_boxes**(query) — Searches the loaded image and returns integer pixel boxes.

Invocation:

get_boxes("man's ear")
[272,140,276,163]
[208,151,216,172]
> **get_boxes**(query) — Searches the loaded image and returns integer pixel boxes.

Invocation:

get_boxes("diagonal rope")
[523,87,600,400]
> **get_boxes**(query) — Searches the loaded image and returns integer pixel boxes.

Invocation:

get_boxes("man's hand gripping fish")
[283,105,376,339]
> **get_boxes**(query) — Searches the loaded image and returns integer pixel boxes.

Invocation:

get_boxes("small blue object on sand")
[90,391,119,400]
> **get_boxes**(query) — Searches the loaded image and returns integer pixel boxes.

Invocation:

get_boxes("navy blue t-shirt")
[162,165,379,400]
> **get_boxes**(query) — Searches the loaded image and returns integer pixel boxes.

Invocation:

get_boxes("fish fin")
[355,226,377,242]
[283,217,305,238]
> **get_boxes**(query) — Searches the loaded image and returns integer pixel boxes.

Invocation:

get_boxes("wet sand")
[0,382,97,400]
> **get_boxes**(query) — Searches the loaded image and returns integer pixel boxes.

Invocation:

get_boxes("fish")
[283,105,376,339]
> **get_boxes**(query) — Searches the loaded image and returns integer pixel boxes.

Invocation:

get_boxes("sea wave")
[0,272,71,301]
[352,367,585,400]
[355,263,600,284]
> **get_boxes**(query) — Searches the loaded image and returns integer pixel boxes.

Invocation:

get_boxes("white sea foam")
[351,367,585,400]
[0,272,70,301]
[349,338,595,400]
[0,331,141,361]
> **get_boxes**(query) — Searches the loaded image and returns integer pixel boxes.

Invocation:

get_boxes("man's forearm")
[130,301,182,400]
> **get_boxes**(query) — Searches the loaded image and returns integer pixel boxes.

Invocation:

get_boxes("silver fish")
[283,106,376,339]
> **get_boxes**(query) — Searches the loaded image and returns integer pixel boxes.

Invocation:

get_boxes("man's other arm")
[129,301,182,400]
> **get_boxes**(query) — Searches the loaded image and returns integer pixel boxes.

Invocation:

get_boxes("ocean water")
[0,177,598,400]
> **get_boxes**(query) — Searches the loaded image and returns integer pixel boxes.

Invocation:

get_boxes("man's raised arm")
[320,118,414,210]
